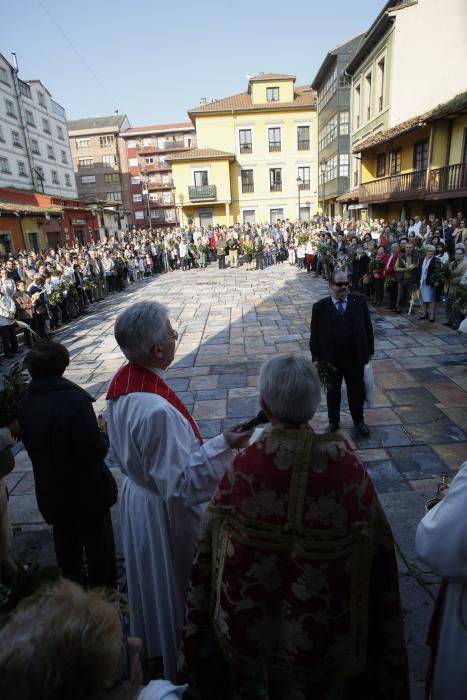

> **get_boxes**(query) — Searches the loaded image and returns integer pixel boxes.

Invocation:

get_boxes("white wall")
[390,0,467,125]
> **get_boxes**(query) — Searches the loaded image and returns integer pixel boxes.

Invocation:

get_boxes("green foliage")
[0,363,28,427]
[315,361,337,390]
[453,283,467,314]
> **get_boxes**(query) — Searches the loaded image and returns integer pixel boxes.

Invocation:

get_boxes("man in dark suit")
[310,270,374,436]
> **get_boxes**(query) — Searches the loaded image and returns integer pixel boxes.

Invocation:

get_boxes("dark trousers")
[218,254,226,269]
[255,253,264,270]
[52,509,117,588]
[387,280,398,309]
[0,323,19,355]
[327,362,365,425]
[106,275,115,293]
[374,278,385,305]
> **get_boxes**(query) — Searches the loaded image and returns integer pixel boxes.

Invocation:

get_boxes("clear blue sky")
[4,0,380,126]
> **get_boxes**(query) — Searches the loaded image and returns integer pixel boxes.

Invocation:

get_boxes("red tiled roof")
[122,121,194,135]
[353,115,427,153]
[166,148,235,162]
[189,86,316,115]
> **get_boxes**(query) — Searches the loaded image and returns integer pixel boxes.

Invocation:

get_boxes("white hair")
[114,301,168,363]
[260,354,321,425]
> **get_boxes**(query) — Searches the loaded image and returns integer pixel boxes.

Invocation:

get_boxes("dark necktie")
[337,301,345,316]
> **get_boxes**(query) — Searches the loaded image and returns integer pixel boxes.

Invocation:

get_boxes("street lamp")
[296,176,303,222]
[141,169,151,228]
[320,158,327,221]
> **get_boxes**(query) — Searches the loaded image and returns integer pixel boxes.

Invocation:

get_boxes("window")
[376,153,386,178]
[413,140,429,170]
[104,173,120,183]
[76,138,89,149]
[339,74,351,88]
[268,127,281,152]
[31,139,40,155]
[270,208,284,223]
[78,157,93,168]
[65,173,72,187]
[51,170,59,185]
[47,145,56,160]
[35,165,45,181]
[127,139,137,148]
[57,125,65,140]
[133,193,143,202]
[61,150,68,164]
[267,87,280,102]
[185,137,192,147]
[269,168,282,191]
[354,85,361,128]
[5,99,16,118]
[25,110,35,127]
[0,66,9,85]
[128,157,138,167]
[131,175,140,185]
[339,154,349,177]
[18,81,31,98]
[162,191,172,204]
[241,169,254,193]
[17,161,28,177]
[42,118,51,134]
[164,209,173,222]
[0,156,11,175]
[463,129,467,162]
[37,91,47,108]
[377,59,385,112]
[0,124,4,142]
[12,131,22,147]
[102,154,117,167]
[239,129,252,154]
[135,211,145,220]
[339,112,350,136]
[242,209,256,224]
[107,191,122,201]
[194,170,209,187]
[323,156,338,183]
[144,156,154,164]
[318,67,337,110]
[81,175,96,185]
[150,209,160,219]
[99,134,114,147]
[389,148,402,175]
[297,166,310,189]
[297,126,310,150]
[318,114,338,150]
[365,73,372,121]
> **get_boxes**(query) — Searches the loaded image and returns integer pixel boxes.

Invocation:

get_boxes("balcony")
[358,169,427,203]
[163,140,185,149]
[298,141,310,151]
[239,144,252,154]
[142,162,171,173]
[299,182,311,191]
[188,185,217,201]
[242,183,254,193]
[428,162,467,198]
[147,178,174,189]
[270,184,282,192]
[269,143,281,152]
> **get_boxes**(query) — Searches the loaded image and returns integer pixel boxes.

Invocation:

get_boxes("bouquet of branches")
[317,241,335,260]
[298,234,309,244]
[64,280,78,301]
[48,289,63,306]
[453,283,467,314]
[30,291,43,307]
[197,243,209,254]
[431,261,452,285]
[369,257,384,271]
[242,241,254,256]
[314,361,337,390]
[0,362,28,427]
[83,278,96,292]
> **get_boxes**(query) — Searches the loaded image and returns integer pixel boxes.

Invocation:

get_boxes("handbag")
[364,362,375,407]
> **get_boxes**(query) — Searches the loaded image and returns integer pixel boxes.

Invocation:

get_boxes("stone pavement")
[5,263,467,699]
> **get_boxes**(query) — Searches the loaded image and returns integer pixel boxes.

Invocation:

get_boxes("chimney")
[11,53,18,72]
[199,97,207,105]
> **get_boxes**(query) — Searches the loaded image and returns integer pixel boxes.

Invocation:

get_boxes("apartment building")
[67,115,131,238]
[120,122,196,228]
[311,35,364,218]
[0,52,77,199]
[168,74,317,226]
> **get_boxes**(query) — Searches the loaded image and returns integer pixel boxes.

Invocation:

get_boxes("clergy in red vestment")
[178,354,410,700]
[105,301,252,681]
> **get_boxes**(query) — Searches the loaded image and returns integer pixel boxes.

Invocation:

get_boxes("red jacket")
[384,252,399,280]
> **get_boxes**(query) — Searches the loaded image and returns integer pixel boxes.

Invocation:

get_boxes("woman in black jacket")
[18,341,117,587]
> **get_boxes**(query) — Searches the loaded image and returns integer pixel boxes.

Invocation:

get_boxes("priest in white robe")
[415,459,467,700]
[105,301,253,681]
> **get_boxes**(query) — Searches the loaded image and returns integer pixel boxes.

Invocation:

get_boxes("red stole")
[106,362,203,443]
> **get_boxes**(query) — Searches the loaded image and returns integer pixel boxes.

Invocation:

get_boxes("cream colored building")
[168,74,318,226]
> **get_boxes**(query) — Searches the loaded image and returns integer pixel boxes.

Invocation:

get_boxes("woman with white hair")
[417,244,441,322]
[105,301,252,681]
[179,354,409,700]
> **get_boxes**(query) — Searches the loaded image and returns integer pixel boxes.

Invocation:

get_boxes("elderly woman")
[0,579,187,700]
[417,244,441,322]
[179,354,410,700]
[18,341,117,587]
[105,301,252,681]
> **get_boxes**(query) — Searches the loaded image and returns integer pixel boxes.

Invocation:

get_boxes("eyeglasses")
[333,282,349,288]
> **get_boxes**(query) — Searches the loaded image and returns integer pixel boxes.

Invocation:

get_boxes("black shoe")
[326,422,340,433]
[442,322,452,326]
[419,314,428,320]
[354,421,370,437]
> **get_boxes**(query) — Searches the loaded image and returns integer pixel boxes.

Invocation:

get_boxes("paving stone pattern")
[4,264,467,696]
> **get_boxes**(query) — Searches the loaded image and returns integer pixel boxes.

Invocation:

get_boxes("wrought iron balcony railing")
[188,185,217,200]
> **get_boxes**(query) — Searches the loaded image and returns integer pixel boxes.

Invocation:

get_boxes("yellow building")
[167,74,318,227]
[338,91,467,220]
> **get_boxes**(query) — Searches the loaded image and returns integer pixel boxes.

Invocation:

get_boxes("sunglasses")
[333,282,349,288]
